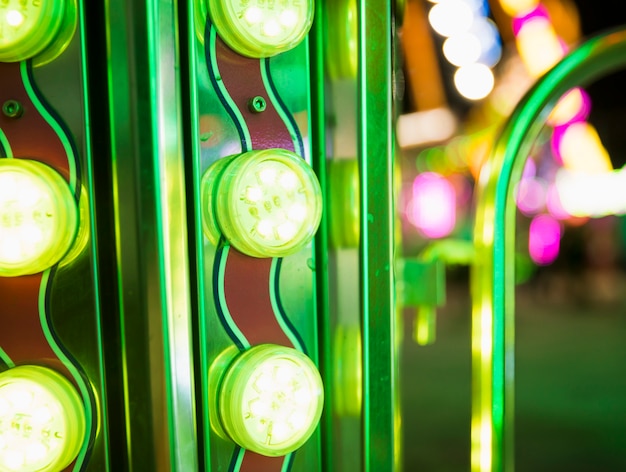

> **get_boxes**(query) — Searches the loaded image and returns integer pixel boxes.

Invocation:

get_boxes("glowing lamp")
[0,365,86,472]
[218,344,324,457]
[207,0,314,58]
[0,0,68,62]
[0,159,78,277]
[201,149,322,258]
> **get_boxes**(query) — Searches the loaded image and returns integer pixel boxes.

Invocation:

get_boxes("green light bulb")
[202,149,322,258]
[0,365,86,472]
[207,0,314,58]
[219,344,324,457]
[0,159,78,277]
[0,0,68,62]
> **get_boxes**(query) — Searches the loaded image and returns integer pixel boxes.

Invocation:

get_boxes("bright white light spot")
[21,224,44,245]
[256,220,273,237]
[262,19,281,37]
[245,186,263,203]
[278,170,299,190]
[454,63,494,100]
[556,167,626,217]
[279,9,298,27]
[249,399,270,416]
[5,10,24,27]
[0,236,21,262]
[277,222,298,241]
[26,442,48,463]
[428,0,474,37]
[32,406,54,425]
[287,203,307,222]
[3,450,24,470]
[258,167,277,185]
[443,33,481,66]
[244,6,264,24]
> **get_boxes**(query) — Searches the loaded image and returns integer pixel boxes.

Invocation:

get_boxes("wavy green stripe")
[20,61,77,189]
[0,129,12,158]
[269,258,303,352]
[218,246,250,349]
[38,269,93,471]
[208,28,251,151]
[0,346,14,367]
[260,58,301,154]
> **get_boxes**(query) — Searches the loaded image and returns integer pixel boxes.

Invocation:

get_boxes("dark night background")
[401,3,626,471]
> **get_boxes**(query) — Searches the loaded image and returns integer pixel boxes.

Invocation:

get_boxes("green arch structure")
[471,26,626,472]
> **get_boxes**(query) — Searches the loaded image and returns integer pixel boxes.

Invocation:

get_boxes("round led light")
[0,365,86,472]
[207,0,314,58]
[202,149,322,258]
[0,0,69,62]
[0,159,78,277]
[218,344,324,457]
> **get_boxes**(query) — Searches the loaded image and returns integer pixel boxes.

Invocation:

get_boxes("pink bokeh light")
[528,213,562,265]
[407,172,457,239]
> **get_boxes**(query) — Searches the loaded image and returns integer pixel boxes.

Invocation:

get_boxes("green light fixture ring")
[0,365,86,472]
[207,0,314,58]
[0,158,78,277]
[202,149,322,258]
[218,344,324,457]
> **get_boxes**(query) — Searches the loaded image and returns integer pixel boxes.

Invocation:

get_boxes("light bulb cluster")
[427,0,502,100]
[0,159,78,277]
[202,149,322,258]
[0,0,68,62]
[219,344,324,457]
[0,366,85,472]
[207,0,314,58]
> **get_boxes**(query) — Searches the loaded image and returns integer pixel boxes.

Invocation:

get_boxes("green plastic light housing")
[0,158,78,277]
[0,0,70,62]
[201,149,322,258]
[218,344,324,457]
[0,365,86,472]
[207,0,314,58]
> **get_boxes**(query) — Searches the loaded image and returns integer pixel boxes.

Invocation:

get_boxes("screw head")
[2,100,23,119]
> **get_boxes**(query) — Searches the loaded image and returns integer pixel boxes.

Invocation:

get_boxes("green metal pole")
[471,26,626,472]
[104,0,198,469]
[358,1,397,471]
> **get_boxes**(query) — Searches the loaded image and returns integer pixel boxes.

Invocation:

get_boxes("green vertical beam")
[309,1,333,471]
[105,0,197,470]
[358,1,397,471]
[471,27,626,472]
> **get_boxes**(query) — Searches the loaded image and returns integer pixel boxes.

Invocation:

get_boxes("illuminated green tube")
[471,27,626,472]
